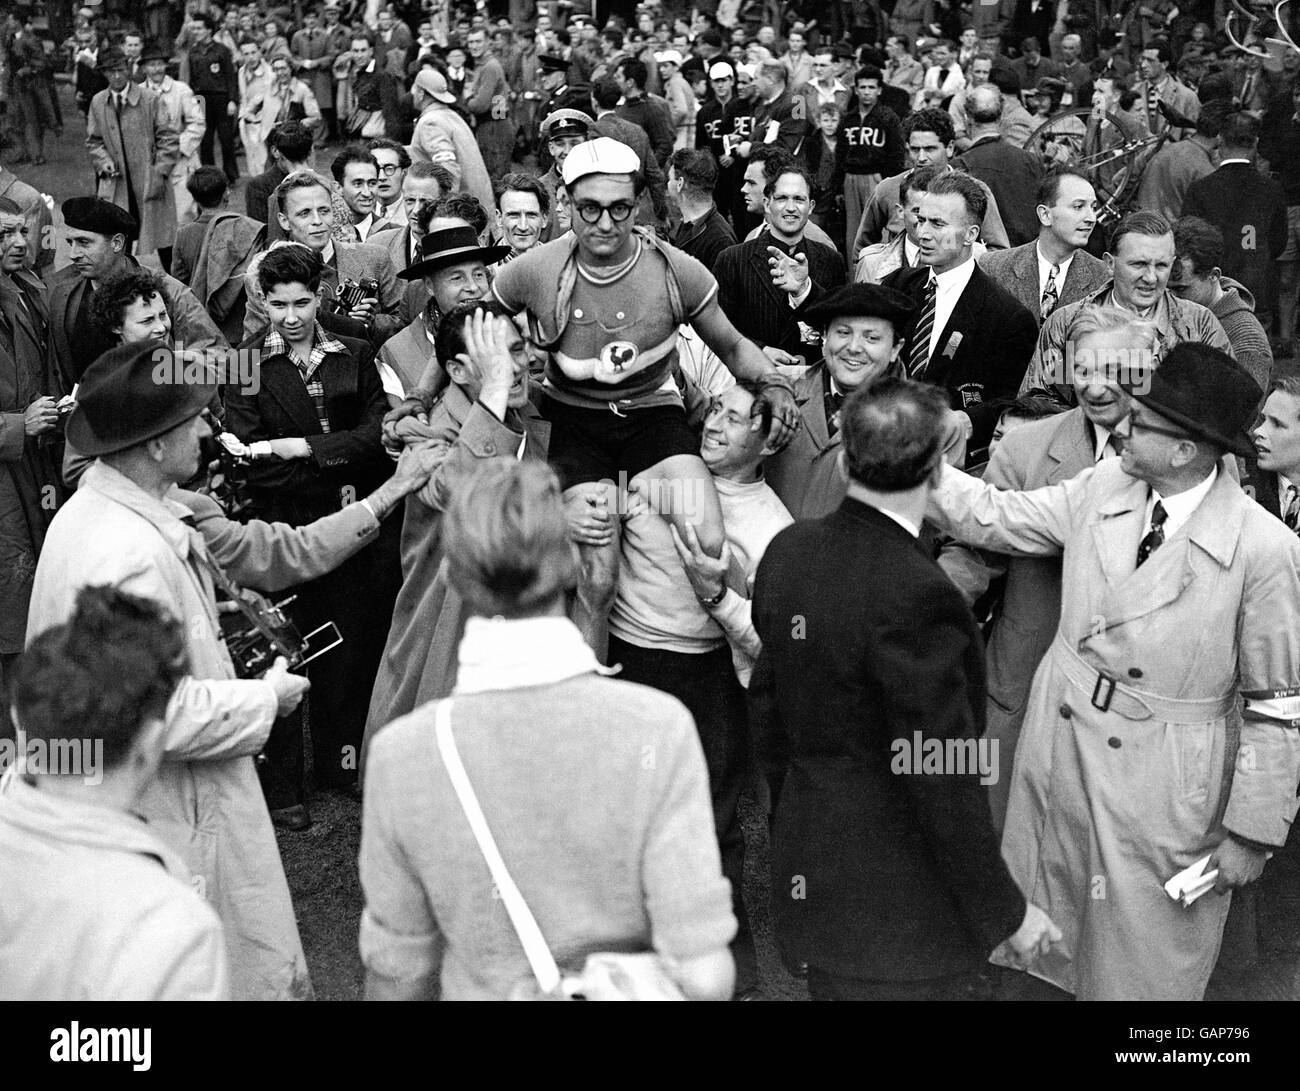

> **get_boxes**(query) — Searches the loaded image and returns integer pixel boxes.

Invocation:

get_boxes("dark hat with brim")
[140,43,169,63]
[1125,342,1262,458]
[97,46,128,71]
[802,283,918,334]
[67,342,217,457]
[539,53,570,74]
[62,196,139,240]
[397,225,511,281]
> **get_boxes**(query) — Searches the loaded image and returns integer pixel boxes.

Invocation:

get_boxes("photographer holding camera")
[26,339,439,1000]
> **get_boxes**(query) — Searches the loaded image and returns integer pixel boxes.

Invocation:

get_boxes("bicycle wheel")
[1024,107,1147,208]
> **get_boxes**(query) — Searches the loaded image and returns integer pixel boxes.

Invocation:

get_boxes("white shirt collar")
[355,212,374,239]
[876,504,921,538]
[922,253,977,358]
[1147,467,1218,541]
[320,238,336,265]
[1036,241,1075,296]
[1091,422,1116,462]
[903,236,920,265]
[1217,157,1251,166]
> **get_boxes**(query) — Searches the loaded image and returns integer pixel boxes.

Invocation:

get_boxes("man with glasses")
[366,138,411,236]
[926,342,1300,1001]
[386,138,800,656]
[716,163,847,368]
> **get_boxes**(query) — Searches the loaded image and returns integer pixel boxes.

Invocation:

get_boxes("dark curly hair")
[89,268,169,340]
[10,586,188,771]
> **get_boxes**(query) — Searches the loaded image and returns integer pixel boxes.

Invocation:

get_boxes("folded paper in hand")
[1164,854,1218,908]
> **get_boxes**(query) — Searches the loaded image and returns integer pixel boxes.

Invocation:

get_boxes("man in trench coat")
[362,300,549,773]
[926,343,1300,1000]
[86,49,180,261]
[27,342,438,999]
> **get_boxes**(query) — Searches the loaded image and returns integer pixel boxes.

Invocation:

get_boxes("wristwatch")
[699,586,727,608]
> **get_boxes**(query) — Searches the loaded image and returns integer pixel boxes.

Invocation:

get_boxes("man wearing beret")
[49,198,226,390]
[26,342,440,999]
[86,47,181,273]
[926,343,1300,1000]
[765,282,917,521]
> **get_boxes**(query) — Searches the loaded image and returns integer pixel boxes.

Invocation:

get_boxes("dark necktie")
[1041,263,1060,319]
[1284,483,1300,532]
[1136,500,1167,567]
[824,385,844,437]
[906,274,937,378]
[112,93,134,211]
[1147,81,1161,129]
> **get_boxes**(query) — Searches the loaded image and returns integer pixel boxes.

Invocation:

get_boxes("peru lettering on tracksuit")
[834,104,904,177]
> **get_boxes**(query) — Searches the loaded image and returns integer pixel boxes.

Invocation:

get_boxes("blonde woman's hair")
[443,459,579,618]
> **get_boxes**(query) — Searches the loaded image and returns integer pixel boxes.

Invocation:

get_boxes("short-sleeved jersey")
[492,234,719,410]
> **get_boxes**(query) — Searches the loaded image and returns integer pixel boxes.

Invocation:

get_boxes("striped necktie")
[906,273,937,378]
[1041,263,1060,319]
[1147,81,1161,129]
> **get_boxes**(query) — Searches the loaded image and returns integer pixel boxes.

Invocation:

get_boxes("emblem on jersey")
[594,340,641,382]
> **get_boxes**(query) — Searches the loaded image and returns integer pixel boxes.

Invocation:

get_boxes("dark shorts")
[542,395,700,490]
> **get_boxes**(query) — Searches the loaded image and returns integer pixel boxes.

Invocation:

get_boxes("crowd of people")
[1,0,1300,1004]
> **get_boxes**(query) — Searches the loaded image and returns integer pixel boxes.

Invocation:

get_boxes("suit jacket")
[714,235,846,367]
[764,361,847,522]
[1182,163,1288,313]
[244,164,288,226]
[669,206,737,271]
[957,136,1044,248]
[749,498,1026,980]
[47,263,226,388]
[882,262,1039,457]
[242,240,403,345]
[224,331,390,525]
[978,241,1110,327]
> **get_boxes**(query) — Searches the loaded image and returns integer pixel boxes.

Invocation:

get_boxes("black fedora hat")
[140,42,169,64]
[67,342,217,457]
[397,225,511,281]
[1126,342,1262,458]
